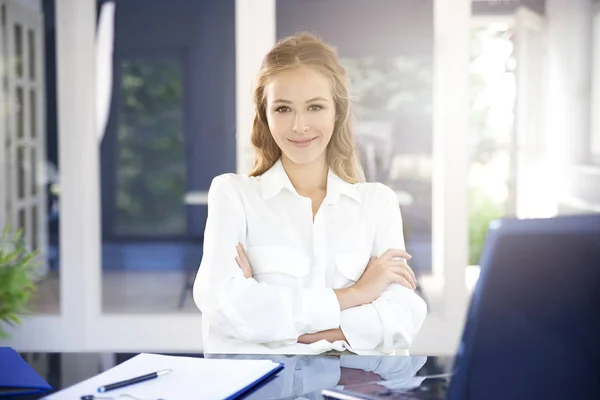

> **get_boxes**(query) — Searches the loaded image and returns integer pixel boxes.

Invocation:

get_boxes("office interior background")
[0,0,599,358]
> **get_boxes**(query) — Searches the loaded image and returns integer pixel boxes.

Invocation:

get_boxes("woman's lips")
[288,137,318,147]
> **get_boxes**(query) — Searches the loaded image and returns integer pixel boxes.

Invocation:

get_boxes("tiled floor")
[30,270,199,314]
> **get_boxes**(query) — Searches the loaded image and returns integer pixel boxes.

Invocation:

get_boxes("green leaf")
[0,224,40,339]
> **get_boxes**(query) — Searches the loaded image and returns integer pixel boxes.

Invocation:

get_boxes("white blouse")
[193,159,427,355]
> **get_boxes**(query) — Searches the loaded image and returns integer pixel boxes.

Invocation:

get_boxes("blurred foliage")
[340,56,434,242]
[468,27,514,166]
[342,56,433,120]
[0,226,39,339]
[468,186,505,265]
[467,27,514,264]
[116,60,186,235]
[338,29,513,267]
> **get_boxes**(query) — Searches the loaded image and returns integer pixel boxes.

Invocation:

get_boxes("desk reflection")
[206,354,438,400]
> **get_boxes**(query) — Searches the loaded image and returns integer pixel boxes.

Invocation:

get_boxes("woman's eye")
[308,104,323,111]
[275,106,291,113]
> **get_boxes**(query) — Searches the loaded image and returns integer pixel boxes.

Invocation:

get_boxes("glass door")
[111,57,187,238]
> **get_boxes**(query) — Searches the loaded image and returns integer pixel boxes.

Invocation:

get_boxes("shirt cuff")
[301,287,340,333]
[340,304,384,351]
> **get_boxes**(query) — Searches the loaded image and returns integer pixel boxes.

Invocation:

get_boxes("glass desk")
[18,352,454,399]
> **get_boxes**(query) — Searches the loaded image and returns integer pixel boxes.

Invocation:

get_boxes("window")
[591,4,600,162]
[114,59,186,236]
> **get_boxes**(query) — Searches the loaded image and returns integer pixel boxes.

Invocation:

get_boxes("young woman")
[194,32,427,355]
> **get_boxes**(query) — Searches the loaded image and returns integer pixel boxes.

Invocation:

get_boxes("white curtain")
[96,1,116,144]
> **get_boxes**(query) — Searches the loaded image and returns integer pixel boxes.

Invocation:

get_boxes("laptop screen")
[447,214,600,400]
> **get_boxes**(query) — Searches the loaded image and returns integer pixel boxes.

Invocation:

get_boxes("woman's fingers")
[407,264,417,286]
[381,248,412,261]
[383,259,417,288]
[384,259,410,267]
[235,256,252,278]
[388,266,417,289]
[389,272,415,290]
[237,243,250,264]
[235,244,253,278]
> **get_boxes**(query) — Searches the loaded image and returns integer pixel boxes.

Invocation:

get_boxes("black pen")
[96,369,172,393]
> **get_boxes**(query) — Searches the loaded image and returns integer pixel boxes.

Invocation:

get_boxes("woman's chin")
[283,149,325,166]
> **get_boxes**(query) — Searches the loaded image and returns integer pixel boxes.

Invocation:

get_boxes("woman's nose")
[292,113,308,133]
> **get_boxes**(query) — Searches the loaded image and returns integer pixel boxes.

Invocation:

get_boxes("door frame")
[0,0,48,276]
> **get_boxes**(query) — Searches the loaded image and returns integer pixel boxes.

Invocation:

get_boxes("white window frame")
[591,3,600,162]
[0,1,7,229]
[409,0,471,356]
[513,7,551,218]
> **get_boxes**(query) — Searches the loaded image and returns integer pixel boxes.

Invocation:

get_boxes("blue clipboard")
[0,347,52,397]
[224,362,284,400]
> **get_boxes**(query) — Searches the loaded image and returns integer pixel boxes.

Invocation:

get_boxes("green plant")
[0,225,40,338]
[469,186,506,265]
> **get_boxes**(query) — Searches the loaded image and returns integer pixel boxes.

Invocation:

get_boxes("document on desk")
[43,353,284,400]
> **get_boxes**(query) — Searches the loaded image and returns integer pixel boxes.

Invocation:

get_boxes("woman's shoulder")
[211,172,250,185]
[354,181,397,203]
[209,173,259,195]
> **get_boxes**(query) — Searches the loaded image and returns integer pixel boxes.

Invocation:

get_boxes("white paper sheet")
[43,353,283,400]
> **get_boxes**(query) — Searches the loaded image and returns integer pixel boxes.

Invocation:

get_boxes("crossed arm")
[234,243,417,345]
[193,176,427,352]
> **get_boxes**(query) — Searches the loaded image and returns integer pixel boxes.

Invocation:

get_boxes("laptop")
[323,214,600,400]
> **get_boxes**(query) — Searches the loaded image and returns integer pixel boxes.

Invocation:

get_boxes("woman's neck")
[281,155,328,195]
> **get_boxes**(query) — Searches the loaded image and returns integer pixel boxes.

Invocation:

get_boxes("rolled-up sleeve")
[193,175,340,344]
[340,184,427,353]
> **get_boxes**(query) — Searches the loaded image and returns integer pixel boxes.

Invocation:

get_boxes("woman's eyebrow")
[305,96,328,103]
[272,96,329,104]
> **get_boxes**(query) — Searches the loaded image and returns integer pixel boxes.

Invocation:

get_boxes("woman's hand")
[235,243,253,278]
[351,249,417,306]
[298,328,347,344]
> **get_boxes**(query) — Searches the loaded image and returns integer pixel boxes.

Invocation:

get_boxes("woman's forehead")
[265,67,333,102]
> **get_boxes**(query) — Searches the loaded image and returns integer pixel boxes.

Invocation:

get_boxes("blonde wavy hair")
[248,32,365,183]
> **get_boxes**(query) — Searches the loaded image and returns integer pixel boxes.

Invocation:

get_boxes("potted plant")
[0,225,40,339]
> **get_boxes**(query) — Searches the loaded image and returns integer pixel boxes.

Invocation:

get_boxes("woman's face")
[264,66,336,166]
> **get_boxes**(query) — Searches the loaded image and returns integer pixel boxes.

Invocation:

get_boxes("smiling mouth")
[288,137,317,144]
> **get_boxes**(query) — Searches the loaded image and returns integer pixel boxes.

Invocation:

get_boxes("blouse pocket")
[334,253,370,288]
[246,246,309,287]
